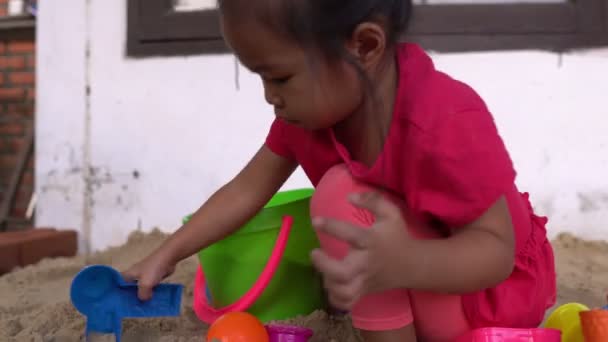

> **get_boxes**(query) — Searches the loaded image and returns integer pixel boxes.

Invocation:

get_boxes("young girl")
[124,0,557,340]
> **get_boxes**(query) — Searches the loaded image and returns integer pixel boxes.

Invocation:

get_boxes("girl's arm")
[163,145,298,264]
[403,196,516,293]
[125,145,297,300]
[399,108,518,294]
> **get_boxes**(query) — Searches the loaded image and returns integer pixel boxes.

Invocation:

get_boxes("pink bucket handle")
[193,216,294,324]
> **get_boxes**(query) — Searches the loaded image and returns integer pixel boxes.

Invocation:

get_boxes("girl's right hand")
[120,146,296,301]
[122,249,177,301]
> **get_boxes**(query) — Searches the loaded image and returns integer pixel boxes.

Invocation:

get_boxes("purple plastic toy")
[266,324,314,342]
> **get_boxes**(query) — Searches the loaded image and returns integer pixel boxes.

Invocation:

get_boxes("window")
[127,0,608,57]
[409,0,608,52]
[127,0,224,56]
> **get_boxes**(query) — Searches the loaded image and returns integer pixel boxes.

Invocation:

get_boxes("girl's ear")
[344,22,387,71]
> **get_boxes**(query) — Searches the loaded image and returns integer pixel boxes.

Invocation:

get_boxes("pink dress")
[265,43,556,336]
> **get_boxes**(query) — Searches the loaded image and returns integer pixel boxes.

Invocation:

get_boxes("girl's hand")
[310,192,415,311]
[122,249,177,301]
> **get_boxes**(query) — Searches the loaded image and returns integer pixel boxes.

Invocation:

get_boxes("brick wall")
[0,1,36,229]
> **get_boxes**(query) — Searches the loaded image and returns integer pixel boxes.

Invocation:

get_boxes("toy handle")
[193,216,294,324]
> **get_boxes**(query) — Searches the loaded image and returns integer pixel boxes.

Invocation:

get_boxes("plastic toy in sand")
[70,265,183,342]
[456,298,608,341]
[544,302,589,342]
[206,312,314,342]
[457,327,560,341]
[187,189,325,324]
[266,324,314,342]
[545,302,608,342]
[579,307,608,342]
[206,312,269,342]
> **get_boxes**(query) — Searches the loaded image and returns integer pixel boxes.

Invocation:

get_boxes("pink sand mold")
[266,324,314,342]
[458,327,561,342]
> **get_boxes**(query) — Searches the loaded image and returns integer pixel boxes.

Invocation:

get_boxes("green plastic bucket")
[185,188,325,323]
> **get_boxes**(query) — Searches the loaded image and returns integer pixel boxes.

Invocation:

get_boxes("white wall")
[37,0,608,253]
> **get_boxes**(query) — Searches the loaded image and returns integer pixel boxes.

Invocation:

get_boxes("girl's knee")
[410,291,470,340]
[312,164,375,214]
[311,165,376,224]
[351,289,414,335]
[311,164,440,241]
[310,165,376,258]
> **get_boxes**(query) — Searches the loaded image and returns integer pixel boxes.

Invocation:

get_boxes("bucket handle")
[193,215,294,324]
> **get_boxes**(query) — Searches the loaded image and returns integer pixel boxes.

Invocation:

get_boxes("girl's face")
[221,15,364,131]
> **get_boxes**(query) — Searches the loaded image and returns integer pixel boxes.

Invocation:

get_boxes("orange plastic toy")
[207,312,269,342]
[580,309,608,342]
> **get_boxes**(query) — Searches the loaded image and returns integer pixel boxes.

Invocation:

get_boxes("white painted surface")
[37,0,608,252]
[174,0,217,11]
[36,0,88,249]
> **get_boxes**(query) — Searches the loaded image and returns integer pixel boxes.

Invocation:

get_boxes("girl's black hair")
[218,0,413,62]
[219,0,414,153]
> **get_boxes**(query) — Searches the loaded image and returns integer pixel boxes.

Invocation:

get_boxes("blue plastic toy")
[70,265,183,342]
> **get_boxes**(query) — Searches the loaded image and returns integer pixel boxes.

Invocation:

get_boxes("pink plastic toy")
[193,216,293,324]
[457,328,561,342]
[266,324,313,342]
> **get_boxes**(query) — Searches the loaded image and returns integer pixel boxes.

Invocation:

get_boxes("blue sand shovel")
[70,265,183,342]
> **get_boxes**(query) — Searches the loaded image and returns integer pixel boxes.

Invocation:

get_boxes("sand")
[0,230,606,342]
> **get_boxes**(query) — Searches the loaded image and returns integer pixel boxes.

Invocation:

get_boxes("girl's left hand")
[310,192,415,311]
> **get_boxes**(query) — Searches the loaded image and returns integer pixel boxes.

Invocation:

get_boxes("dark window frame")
[0,15,36,40]
[127,0,608,57]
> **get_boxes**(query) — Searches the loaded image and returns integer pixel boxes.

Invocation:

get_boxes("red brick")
[12,185,33,213]
[0,229,78,274]
[0,88,25,101]
[10,208,25,217]
[12,197,32,216]
[4,136,22,153]
[0,154,17,168]
[0,138,8,152]
[0,229,55,243]
[0,241,19,274]
[8,41,35,54]
[27,55,35,68]
[19,170,34,187]
[0,56,25,69]
[0,122,23,135]
[11,204,29,218]
[9,71,34,85]
[0,7,6,17]
[15,186,33,202]
[6,103,34,117]
[27,88,35,100]
[22,231,78,267]
[0,73,4,85]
